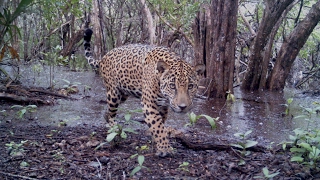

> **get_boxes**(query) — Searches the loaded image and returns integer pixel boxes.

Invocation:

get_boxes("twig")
[0,171,39,180]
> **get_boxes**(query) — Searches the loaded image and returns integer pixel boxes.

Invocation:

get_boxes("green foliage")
[185,112,218,129]
[282,98,294,116]
[0,0,33,45]
[61,79,81,94]
[283,128,320,169]
[294,102,320,129]
[177,161,190,172]
[231,130,258,157]
[254,167,280,179]
[226,91,236,102]
[11,104,37,119]
[5,140,27,157]
[130,154,148,176]
[96,109,142,149]
[148,0,202,31]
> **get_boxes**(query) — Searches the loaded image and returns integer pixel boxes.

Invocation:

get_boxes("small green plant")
[254,167,280,179]
[294,102,320,129]
[96,109,142,150]
[106,124,138,142]
[284,128,320,169]
[20,161,29,168]
[0,110,7,121]
[231,130,258,157]
[61,79,81,94]
[226,90,236,102]
[177,161,190,172]
[5,140,27,157]
[185,112,219,129]
[11,105,37,119]
[283,98,293,116]
[130,154,148,176]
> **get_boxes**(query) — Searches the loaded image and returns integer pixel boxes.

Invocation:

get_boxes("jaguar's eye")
[169,83,176,89]
[188,84,194,90]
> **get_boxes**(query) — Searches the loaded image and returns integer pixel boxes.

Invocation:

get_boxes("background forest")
[1,0,320,97]
[1,1,320,179]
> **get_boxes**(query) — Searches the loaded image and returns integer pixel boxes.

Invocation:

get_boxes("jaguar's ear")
[157,60,169,73]
[194,64,205,75]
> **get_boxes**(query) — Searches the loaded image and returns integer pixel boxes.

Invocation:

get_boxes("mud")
[0,64,320,179]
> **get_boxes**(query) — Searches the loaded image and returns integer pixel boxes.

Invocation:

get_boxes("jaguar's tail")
[84,28,99,69]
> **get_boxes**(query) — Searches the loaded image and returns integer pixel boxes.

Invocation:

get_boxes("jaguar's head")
[157,60,205,113]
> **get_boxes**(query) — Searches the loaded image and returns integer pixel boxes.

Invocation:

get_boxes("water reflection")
[9,65,320,145]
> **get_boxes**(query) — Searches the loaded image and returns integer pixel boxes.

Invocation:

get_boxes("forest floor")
[0,85,319,180]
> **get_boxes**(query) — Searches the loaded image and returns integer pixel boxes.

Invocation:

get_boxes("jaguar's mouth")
[170,105,191,113]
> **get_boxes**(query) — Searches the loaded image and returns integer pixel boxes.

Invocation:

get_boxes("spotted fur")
[84,28,205,157]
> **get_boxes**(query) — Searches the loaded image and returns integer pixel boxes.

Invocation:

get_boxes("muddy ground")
[0,85,319,180]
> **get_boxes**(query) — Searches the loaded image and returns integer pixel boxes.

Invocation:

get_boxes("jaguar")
[84,28,205,157]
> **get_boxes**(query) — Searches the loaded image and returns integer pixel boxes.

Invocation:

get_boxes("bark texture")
[241,0,295,91]
[268,0,320,91]
[193,0,238,98]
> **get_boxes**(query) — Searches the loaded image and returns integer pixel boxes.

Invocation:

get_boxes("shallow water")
[4,64,320,145]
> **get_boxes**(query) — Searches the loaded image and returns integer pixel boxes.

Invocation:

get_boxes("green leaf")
[245,140,258,148]
[179,161,189,167]
[244,130,252,137]
[130,153,138,159]
[289,135,297,141]
[287,98,293,104]
[124,113,131,121]
[18,109,27,118]
[238,159,246,165]
[291,156,304,162]
[294,115,308,119]
[11,105,23,109]
[282,143,287,150]
[200,115,218,129]
[20,161,29,167]
[123,128,138,134]
[299,142,312,152]
[137,155,145,166]
[131,108,143,113]
[290,147,306,153]
[130,166,141,176]
[106,132,118,142]
[262,167,269,176]
[11,0,34,23]
[268,172,280,178]
[120,131,127,139]
[230,143,244,149]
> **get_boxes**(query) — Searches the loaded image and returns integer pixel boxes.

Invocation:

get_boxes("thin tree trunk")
[241,0,295,91]
[92,0,103,59]
[259,1,298,90]
[140,0,156,45]
[268,0,320,91]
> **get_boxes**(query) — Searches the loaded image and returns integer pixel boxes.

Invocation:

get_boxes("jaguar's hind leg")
[104,88,125,126]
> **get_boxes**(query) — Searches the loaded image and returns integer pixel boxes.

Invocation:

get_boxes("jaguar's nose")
[178,104,187,111]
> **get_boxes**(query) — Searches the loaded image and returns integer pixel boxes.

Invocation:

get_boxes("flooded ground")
[3,64,319,145]
[1,64,320,179]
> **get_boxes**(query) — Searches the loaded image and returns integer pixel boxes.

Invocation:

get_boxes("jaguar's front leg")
[143,102,173,157]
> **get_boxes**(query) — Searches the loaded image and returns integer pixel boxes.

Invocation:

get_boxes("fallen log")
[0,92,52,105]
[175,133,267,152]
[29,88,77,100]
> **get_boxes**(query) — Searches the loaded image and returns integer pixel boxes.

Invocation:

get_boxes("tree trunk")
[241,0,295,91]
[92,0,103,59]
[268,0,320,91]
[210,0,238,98]
[140,0,156,45]
[193,1,238,98]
